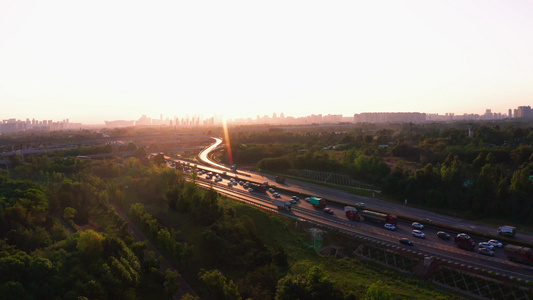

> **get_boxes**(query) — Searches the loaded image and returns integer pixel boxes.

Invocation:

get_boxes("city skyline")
[2,104,532,134]
[1,1,533,123]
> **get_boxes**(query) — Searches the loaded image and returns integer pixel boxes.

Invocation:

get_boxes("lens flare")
[222,118,234,169]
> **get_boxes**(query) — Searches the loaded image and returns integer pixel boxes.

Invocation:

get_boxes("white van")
[497,225,516,237]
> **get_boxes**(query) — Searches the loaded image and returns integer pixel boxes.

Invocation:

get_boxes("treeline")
[222,121,533,223]
[0,156,179,299]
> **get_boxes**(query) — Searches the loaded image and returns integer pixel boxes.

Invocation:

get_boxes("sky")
[1,0,533,124]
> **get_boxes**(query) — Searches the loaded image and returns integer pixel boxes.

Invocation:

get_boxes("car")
[205,175,212,180]
[412,222,424,229]
[268,188,275,193]
[271,184,276,188]
[273,193,281,198]
[291,196,300,201]
[412,230,425,238]
[478,242,494,250]
[478,247,495,257]
[290,199,297,204]
[223,171,227,175]
[239,181,244,185]
[263,181,269,185]
[384,223,396,231]
[424,218,433,223]
[355,202,366,209]
[248,188,254,192]
[323,208,334,214]
[227,182,233,186]
[214,177,222,182]
[437,231,451,240]
[399,238,414,245]
[305,197,310,202]
[487,239,503,248]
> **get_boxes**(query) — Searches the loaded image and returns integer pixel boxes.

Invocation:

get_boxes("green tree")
[164,269,180,296]
[365,280,391,300]
[63,207,76,221]
[77,230,105,259]
[199,269,242,300]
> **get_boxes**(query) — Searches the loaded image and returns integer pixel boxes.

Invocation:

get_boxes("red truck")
[454,233,475,250]
[344,206,360,221]
[359,210,397,225]
[309,197,326,209]
[249,183,267,192]
[275,176,286,184]
[504,245,533,265]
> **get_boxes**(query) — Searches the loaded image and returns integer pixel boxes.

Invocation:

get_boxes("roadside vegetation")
[220,120,533,226]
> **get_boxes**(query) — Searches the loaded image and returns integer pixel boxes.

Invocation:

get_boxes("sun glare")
[222,118,234,169]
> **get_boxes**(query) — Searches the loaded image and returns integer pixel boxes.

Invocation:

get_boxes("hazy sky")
[1,0,533,124]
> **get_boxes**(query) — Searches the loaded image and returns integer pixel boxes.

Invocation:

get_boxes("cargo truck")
[504,245,533,265]
[275,176,286,184]
[359,210,397,225]
[498,225,516,237]
[274,199,292,211]
[309,197,326,209]
[344,206,360,221]
[454,233,475,250]
[249,183,267,192]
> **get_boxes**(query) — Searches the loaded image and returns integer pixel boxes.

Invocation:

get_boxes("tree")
[77,230,105,259]
[199,269,242,300]
[365,280,391,300]
[151,153,166,166]
[63,207,76,221]
[164,269,180,296]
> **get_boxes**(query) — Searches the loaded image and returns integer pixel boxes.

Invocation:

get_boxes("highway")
[172,137,533,280]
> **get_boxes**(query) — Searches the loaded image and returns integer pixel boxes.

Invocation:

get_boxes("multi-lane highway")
[172,137,533,280]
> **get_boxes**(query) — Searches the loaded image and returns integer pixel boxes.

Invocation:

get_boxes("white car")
[248,188,254,192]
[478,242,494,250]
[488,239,503,248]
[412,222,424,230]
[412,230,425,238]
[273,193,281,198]
[384,223,396,231]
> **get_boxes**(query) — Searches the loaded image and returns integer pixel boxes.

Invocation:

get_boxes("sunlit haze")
[1,0,533,124]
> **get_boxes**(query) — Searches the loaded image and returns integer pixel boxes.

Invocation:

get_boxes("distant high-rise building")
[508,109,512,118]
[484,109,493,119]
[517,106,533,118]
[353,112,426,124]
[280,112,285,119]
